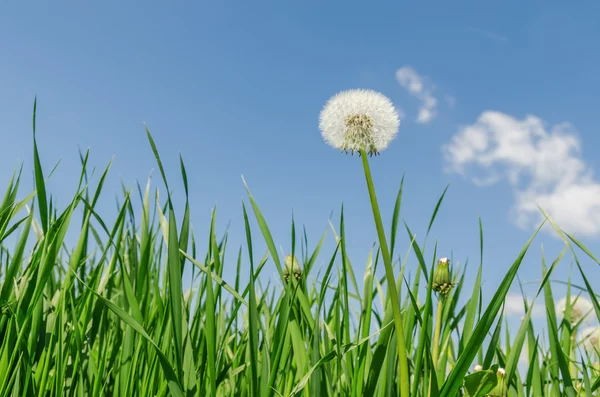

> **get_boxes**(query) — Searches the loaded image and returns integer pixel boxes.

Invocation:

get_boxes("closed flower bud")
[432,257,453,296]
[488,367,507,397]
[283,254,302,281]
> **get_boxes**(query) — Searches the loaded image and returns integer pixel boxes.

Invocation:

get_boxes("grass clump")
[0,98,599,397]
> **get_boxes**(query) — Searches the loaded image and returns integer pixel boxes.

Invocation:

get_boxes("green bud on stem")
[283,254,302,281]
[432,257,454,296]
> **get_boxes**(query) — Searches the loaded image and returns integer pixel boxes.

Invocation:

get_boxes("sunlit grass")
[0,100,599,396]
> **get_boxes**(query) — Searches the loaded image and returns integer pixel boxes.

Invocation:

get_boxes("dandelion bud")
[283,254,302,281]
[488,367,507,397]
[473,364,483,372]
[432,257,453,296]
[319,89,400,156]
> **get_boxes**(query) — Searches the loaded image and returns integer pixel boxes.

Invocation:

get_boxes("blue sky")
[2,1,600,333]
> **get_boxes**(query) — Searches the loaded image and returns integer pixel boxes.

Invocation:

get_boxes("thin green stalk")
[432,298,444,371]
[569,332,576,380]
[359,150,410,396]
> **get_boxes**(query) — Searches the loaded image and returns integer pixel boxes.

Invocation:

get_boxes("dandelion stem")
[569,332,576,379]
[359,149,410,396]
[432,297,444,372]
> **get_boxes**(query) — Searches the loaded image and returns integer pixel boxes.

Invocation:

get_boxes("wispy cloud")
[395,66,438,124]
[443,111,600,236]
[466,25,509,43]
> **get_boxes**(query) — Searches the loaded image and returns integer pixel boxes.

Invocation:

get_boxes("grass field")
[1,99,599,396]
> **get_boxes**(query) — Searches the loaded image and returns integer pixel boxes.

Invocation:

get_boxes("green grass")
[0,102,599,396]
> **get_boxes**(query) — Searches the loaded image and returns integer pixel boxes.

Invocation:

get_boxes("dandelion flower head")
[579,326,600,352]
[319,89,400,156]
[555,295,594,324]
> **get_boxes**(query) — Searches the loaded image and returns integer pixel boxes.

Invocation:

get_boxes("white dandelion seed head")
[473,364,483,372]
[555,296,594,325]
[579,326,600,352]
[319,89,400,155]
[497,367,506,377]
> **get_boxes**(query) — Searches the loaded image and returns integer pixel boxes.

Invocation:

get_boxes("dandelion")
[579,326,600,353]
[488,367,507,397]
[432,257,454,296]
[319,89,400,156]
[283,254,302,281]
[319,88,408,395]
[473,364,483,372]
[432,256,454,370]
[555,295,594,325]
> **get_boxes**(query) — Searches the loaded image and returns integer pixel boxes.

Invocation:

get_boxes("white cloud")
[443,111,600,236]
[396,66,438,124]
[503,293,545,317]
